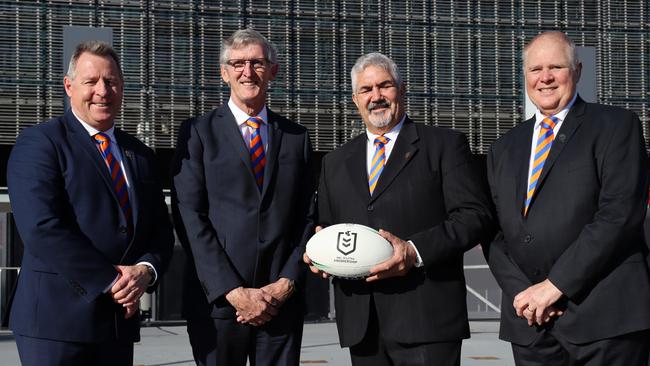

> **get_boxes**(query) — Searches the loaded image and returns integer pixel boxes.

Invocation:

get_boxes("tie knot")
[246,116,263,129]
[94,132,109,144]
[374,136,390,146]
[541,116,559,130]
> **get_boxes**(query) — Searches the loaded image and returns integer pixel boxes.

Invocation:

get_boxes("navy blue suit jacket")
[171,105,313,324]
[7,109,174,343]
[486,97,650,344]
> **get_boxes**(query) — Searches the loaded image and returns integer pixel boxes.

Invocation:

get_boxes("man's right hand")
[303,226,330,279]
[225,287,278,326]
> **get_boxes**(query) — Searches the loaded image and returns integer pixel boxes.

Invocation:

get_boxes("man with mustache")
[172,28,313,366]
[485,31,650,365]
[304,52,495,365]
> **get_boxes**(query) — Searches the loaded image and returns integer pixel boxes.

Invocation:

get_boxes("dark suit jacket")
[171,105,313,325]
[486,97,650,345]
[317,117,495,347]
[7,109,174,343]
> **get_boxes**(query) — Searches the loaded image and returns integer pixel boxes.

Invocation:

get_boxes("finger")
[315,226,323,233]
[303,252,312,264]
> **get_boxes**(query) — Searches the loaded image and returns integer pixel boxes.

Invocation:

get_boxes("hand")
[260,278,294,308]
[304,226,331,279]
[514,279,564,326]
[123,301,140,319]
[110,264,152,305]
[366,229,417,282]
[226,287,278,327]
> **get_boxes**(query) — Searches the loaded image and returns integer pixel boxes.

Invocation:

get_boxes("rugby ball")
[306,223,393,279]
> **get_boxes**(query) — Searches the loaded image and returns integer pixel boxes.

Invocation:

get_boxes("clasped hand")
[226,278,294,327]
[513,279,564,326]
[110,264,152,319]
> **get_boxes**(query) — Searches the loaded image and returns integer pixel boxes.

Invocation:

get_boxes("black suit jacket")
[317,117,495,347]
[486,97,650,345]
[7,109,174,343]
[171,105,313,324]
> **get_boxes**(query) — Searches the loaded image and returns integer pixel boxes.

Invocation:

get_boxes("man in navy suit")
[486,31,650,365]
[171,28,313,366]
[6,40,174,366]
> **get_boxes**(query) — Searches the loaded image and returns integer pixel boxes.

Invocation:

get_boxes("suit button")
[523,234,532,243]
[119,226,128,234]
[367,204,374,211]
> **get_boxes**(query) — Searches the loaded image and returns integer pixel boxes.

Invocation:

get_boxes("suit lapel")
[63,110,120,204]
[515,118,535,216]
[344,135,372,202]
[114,129,139,226]
[261,110,283,198]
[369,118,419,202]
[534,97,586,190]
[218,107,257,182]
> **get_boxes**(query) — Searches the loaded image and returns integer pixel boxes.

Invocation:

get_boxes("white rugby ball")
[306,223,393,279]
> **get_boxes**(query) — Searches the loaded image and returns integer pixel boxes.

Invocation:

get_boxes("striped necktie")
[524,116,559,216]
[94,132,133,231]
[368,135,390,195]
[246,116,266,191]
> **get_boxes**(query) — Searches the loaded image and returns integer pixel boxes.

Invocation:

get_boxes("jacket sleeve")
[408,132,496,268]
[171,118,243,304]
[7,127,118,302]
[277,132,315,289]
[548,111,648,299]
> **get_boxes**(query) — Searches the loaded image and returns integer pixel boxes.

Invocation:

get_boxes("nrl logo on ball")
[337,230,357,255]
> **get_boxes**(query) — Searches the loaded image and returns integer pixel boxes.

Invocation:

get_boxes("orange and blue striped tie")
[94,132,133,231]
[246,116,266,191]
[368,135,390,195]
[524,116,559,216]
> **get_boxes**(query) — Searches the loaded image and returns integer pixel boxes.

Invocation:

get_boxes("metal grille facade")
[0,1,648,153]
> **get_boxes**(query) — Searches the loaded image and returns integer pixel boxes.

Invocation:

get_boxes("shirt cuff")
[407,240,424,268]
[137,261,158,286]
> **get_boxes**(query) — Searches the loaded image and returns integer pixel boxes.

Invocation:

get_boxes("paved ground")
[0,321,513,365]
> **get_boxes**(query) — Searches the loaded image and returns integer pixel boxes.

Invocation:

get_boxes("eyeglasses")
[225,58,271,72]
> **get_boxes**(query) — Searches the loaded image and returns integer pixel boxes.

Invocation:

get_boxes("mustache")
[368,100,390,111]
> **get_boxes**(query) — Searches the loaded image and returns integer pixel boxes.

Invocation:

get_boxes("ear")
[269,63,279,81]
[220,64,230,84]
[574,61,583,83]
[352,93,359,110]
[63,76,73,97]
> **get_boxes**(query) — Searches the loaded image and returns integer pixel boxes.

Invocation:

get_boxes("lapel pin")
[558,134,566,143]
[125,150,134,159]
[405,152,411,160]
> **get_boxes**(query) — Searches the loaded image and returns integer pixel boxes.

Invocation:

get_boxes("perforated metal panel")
[0,1,648,152]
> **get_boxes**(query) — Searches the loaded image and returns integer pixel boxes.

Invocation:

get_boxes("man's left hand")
[366,229,417,282]
[513,279,564,326]
[110,264,152,305]
[235,278,294,324]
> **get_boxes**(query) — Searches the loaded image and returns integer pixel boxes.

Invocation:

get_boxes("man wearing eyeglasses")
[171,28,313,366]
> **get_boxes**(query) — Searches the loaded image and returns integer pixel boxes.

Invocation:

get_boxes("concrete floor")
[0,321,514,366]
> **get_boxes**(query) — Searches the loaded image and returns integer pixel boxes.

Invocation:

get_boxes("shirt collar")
[365,115,406,143]
[534,92,578,127]
[228,98,269,126]
[71,108,117,143]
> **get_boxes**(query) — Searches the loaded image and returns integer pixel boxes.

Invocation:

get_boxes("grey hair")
[219,28,278,65]
[351,52,403,92]
[523,31,579,71]
[66,40,123,80]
